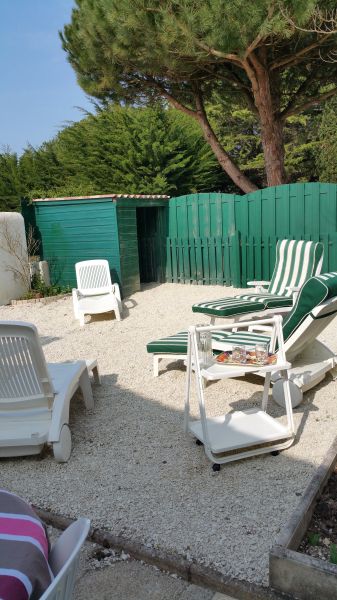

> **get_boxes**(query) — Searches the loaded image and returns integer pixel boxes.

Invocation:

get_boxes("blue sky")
[0,0,92,155]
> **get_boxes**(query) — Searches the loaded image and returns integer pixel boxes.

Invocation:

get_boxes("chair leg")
[79,370,94,409]
[79,312,85,327]
[153,356,160,377]
[72,289,79,319]
[114,305,122,321]
[92,364,101,385]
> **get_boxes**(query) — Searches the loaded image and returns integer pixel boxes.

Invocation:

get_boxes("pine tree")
[317,97,337,183]
[61,0,337,192]
[18,106,227,199]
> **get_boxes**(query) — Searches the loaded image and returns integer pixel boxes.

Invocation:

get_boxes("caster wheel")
[212,463,221,472]
[271,450,280,456]
[53,424,72,462]
[195,439,203,446]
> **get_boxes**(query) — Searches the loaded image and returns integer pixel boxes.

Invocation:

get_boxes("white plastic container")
[0,212,28,305]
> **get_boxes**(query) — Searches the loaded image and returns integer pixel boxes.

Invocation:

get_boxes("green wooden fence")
[167,183,337,288]
[22,183,337,291]
[166,233,241,287]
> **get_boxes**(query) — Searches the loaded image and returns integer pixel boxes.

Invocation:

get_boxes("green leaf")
[307,532,320,546]
[330,544,337,565]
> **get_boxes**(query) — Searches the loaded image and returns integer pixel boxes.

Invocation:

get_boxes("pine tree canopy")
[62,0,337,107]
[61,0,337,191]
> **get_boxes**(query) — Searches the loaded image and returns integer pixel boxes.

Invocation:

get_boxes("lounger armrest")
[247,281,270,287]
[286,285,301,304]
[112,282,121,303]
[72,288,81,319]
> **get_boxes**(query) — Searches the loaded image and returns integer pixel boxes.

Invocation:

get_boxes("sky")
[0,0,92,155]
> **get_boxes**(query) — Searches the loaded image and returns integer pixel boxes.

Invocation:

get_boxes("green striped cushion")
[147,329,270,354]
[192,297,266,317]
[268,239,323,297]
[223,331,270,349]
[147,330,232,354]
[236,292,293,308]
[282,271,337,343]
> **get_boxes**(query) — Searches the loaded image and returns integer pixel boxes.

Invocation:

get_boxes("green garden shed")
[27,194,170,297]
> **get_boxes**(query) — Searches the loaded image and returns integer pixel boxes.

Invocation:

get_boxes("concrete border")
[11,293,69,305]
[269,435,337,600]
[35,507,284,600]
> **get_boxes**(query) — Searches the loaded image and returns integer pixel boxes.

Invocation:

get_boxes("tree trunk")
[260,116,286,187]
[195,109,258,193]
[246,53,287,187]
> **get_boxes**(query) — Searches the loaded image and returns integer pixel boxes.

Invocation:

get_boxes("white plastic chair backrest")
[0,321,54,409]
[40,518,90,600]
[75,260,112,296]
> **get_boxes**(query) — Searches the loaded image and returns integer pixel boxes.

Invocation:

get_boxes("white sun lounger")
[192,239,323,322]
[147,272,337,407]
[72,259,122,326]
[0,321,100,462]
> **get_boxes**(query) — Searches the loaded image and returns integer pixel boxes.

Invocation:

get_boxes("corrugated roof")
[32,193,170,202]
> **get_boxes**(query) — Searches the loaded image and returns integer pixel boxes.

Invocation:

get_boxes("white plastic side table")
[184,316,295,469]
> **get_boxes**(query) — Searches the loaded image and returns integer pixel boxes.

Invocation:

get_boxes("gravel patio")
[1,283,337,588]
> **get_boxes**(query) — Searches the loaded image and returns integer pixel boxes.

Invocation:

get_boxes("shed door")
[137,207,166,283]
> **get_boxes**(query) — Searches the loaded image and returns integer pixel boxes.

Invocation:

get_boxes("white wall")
[0,212,28,305]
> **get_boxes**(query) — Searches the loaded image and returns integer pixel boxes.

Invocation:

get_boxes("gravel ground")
[1,283,337,587]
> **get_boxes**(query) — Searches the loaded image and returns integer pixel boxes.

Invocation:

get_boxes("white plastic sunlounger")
[72,259,122,326]
[0,321,100,461]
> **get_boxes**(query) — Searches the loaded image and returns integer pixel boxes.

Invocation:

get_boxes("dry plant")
[0,222,40,293]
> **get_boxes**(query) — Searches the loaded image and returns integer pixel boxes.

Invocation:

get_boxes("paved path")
[73,558,231,600]
[63,528,233,600]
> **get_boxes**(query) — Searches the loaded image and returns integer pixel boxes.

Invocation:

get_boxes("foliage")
[317,96,337,183]
[61,0,337,189]
[307,531,320,546]
[330,543,337,565]
[208,103,321,187]
[0,150,21,211]
[17,105,227,200]
[23,273,71,300]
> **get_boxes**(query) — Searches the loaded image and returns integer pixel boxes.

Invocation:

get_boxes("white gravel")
[1,283,337,587]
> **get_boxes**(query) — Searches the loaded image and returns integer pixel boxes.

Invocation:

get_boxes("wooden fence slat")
[178,238,185,283]
[189,238,197,282]
[172,238,178,283]
[209,237,217,285]
[202,237,210,284]
[183,238,191,283]
[166,238,173,282]
[223,237,231,285]
[195,238,203,284]
[241,235,247,287]
[230,233,241,287]
[215,236,224,285]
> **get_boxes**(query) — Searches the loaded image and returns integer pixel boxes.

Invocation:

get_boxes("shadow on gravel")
[1,365,336,599]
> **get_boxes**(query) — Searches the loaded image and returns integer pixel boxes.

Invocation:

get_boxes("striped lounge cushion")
[266,239,323,297]
[282,271,337,344]
[147,330,234,354]
[192,297,266,317]
[236,292,293,308]
[222,331,270,349]
[0,489,52,600]
[147,329,270,354]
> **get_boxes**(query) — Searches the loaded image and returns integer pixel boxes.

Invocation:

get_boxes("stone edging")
[34,507,283,600]
[11,294,70,306]
[269,435,337,600]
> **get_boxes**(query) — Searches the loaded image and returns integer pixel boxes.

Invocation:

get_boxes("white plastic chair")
[0,321,100,462]
[40,518,90,600]
[72,260,122,326]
